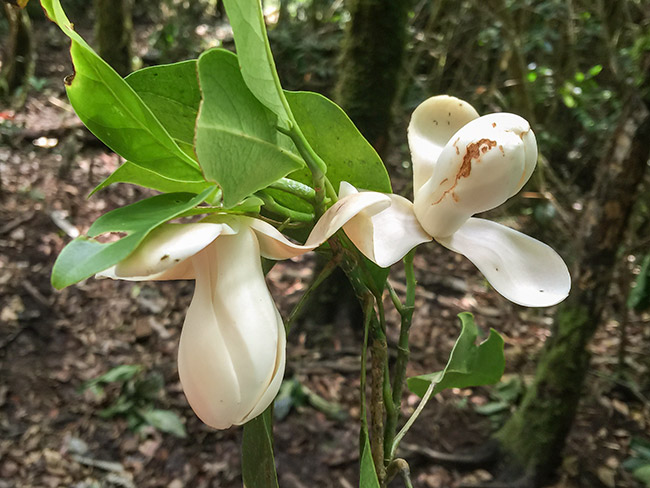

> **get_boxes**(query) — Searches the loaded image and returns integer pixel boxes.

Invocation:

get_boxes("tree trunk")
[496,96,650,483]
[334,0,409,157]
[0,4,34,105]
[94,0,133,76]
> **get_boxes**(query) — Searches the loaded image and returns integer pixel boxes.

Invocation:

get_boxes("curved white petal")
[436,218,570,307]
[340,185,432,267]
[414,113,536,238]
[233,187,392,261]
[178,228,285,429]
[408,95,479,194]
[97,223,236,281]
[303,189,392,248]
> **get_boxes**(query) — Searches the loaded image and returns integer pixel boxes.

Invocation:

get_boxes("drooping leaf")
[139,409,187,439]
[242,406,279,488]
[195,49,303,208]
[221,0,291,123]
[90,161,211,196]
[51,188,213,289]
[285,91,392,194]
[359,430,380,488]
[40,0,204,185]
[407,313,505,397]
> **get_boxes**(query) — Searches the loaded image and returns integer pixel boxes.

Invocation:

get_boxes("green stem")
[256,190,315,222]
[390,381,435,459]
[285,256,340,334]
[277,124,328,216]
[370,321,387,485]
[384,249,416,462]
[385,459,413,488]
[324,176,338,202]
[360,295,374,453]
[268,177,316,202]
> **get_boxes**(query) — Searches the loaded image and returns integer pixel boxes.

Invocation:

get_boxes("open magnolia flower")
[319,95,570,307]
[95,197,392,429]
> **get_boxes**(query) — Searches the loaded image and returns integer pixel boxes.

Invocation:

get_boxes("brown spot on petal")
[492,122,497,128]
[431,138,497,205]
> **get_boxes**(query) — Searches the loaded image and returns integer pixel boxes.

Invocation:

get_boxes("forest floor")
[1,12,649,488]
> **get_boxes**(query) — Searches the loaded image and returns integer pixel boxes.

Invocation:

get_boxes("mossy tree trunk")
[334,0,410,157]
[0,4,34,104]
[496,96,650,484]
[94,0,132,76]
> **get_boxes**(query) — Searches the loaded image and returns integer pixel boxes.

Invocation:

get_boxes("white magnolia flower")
[319,95,570,307]
[94,197,393,429]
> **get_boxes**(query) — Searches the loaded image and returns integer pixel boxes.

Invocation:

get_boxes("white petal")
[414,113,536,238]
[235,186,392,261]
[97,223,236,281]
[303,189,392,248]
[240,306,286,423]
[436,218,570,307]
[178,228,285,429]
[408,95,479,194]
[244,217,315,260]
[342,189,432,267]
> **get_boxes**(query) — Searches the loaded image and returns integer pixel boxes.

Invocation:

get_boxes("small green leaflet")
[51,189,213,289]
[242,406,279,488]
[359,430,381,488]
[221,0,291,124]
[139,409,187,439]
[40,0,204,186]
[195,49,303,208]
[407,313,505,397]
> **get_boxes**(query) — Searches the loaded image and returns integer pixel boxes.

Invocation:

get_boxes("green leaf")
[285,91,392,194]
[359,430,380,488]
[633,465,650,486]
[588,64,603,77]
[221,0,291,123]
[407,313,505,397]
[140,409,187,438]
[91,161,211,196]
[195,49,303,208]
[125,60,201,156]
[51,188,213,289]
[242,406,279,488]
[40,0,204,185]
[83,364,142,388]
[628,254,650,312]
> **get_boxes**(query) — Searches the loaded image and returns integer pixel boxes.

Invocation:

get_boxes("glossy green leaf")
[41,0,204,185]
[125,60,201,156]
[195,49,303,208]
[407,313,505,397]
[51,189,213,289]
[285,91,392,194]
[221,0,290,123]
[91,161,211,196]
[359,430,380,488]
[242,406,279,488]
